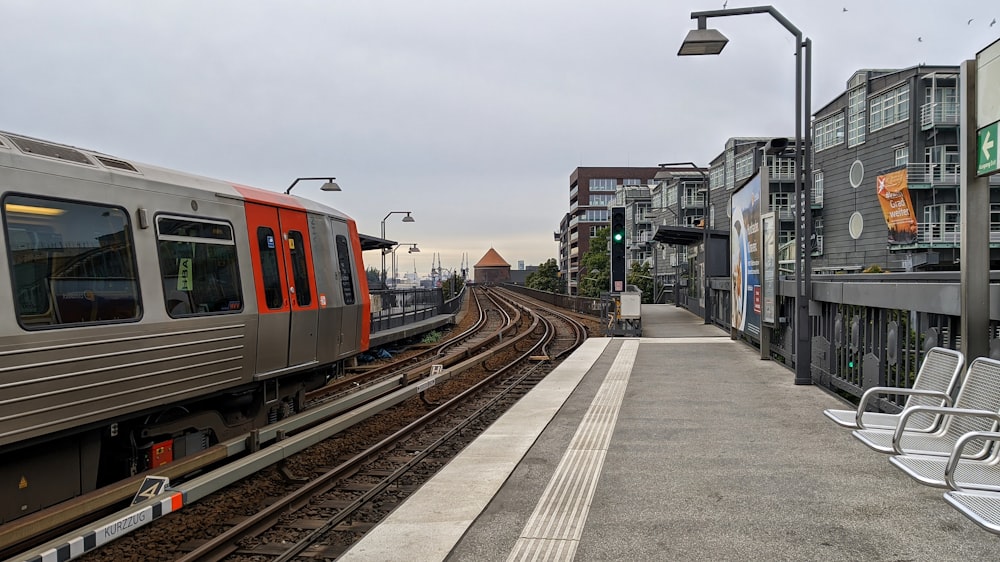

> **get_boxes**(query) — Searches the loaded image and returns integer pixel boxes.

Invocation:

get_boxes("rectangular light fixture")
[678,28,729,56]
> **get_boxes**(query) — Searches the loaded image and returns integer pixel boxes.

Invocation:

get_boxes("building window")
[771,192,792,217]
[5,195,140,328]
[767,155,795,179]
[589,194,614,206]
[847,85,866,147]
[815,112,845,151]
[894,146,909,167]
[813,171,824,206]
[710,164,725,190]
[583,209,609,222]
[623,178,642,186]
[735,150,754,180]
[925,86,957,104]
[589,225,599,237]
[589,178,616,191]
[869,84,910,132]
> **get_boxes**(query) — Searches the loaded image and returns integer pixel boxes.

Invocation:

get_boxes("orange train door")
[243,201,319,374]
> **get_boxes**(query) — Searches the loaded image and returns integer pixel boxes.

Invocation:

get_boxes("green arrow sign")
[979,121,999,176]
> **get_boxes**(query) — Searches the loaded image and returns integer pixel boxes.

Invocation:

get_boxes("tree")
[627,260,654,304]
[441,272,465,298]
[526,258,563,293]
[366,266,383,289]
[578,227,610,298]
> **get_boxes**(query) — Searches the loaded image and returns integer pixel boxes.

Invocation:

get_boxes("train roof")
[0,130,352,221]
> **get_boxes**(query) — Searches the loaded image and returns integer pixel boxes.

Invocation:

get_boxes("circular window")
[849,211,864,239]
[849,160,864,188]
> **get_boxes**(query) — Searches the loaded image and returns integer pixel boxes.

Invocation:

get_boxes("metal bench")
[942,429,1000,534]
[851,357,1000,457]
[823,347,964,431]
[892,429,1000,490]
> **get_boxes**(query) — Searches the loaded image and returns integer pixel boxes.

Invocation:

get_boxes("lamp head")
[402,213,415,223]
[320,179,341,192]
[678,27,729,56]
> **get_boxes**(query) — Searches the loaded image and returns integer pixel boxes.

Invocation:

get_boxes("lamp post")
[285,177,341,194]
[391,243,420,289]
[380,211,415,289]
[659,162,711,324]
[678,4,813,384]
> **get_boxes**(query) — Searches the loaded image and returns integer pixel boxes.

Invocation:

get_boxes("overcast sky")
[2,1,997,278]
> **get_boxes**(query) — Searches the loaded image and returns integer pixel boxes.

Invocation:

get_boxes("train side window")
[287,230,311,307]
[335,235,355,305]
[3,194,141,329]
[156,216,242,317]
[257,227,283,309]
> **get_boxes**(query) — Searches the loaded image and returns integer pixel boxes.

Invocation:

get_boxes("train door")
[244,202,318,373]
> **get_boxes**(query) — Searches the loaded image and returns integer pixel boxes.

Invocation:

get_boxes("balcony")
[681,195,707,209]
[920,102,960,130]
[771,205,795,221]
[812,185,823,208]
[907,163,960,188]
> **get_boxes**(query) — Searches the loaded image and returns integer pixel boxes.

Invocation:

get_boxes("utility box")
[620,292,641,319]
[601,289,642,337]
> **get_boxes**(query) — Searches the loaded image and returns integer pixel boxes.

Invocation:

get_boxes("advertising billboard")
[731,173,762,337]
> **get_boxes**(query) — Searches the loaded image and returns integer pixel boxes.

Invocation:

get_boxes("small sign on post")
[979,121,999,176]
[131,476,170,505]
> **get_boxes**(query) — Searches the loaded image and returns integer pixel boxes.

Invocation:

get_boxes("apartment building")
[811,65,1000,272]
[560,167,661,295]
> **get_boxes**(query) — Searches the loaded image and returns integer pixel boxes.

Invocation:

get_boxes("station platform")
[341,305,1000,561]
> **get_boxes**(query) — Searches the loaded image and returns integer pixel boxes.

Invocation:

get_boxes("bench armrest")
[891,406,1000,455]
[855,387,952,429]
[945,431,1000,491]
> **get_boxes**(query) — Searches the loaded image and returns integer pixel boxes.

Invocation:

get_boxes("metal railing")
[370,287,451,332]
[907,162,960,185]
[920,101,960,129]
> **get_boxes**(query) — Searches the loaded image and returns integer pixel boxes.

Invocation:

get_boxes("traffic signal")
[610,206,626,292]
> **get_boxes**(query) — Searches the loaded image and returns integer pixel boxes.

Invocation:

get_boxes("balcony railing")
[772,205,795,221]
[910,222,1000,245]
[920,102,960,130]
[907,163,960,186]
[812,185,823,208]
[681,195,706,209]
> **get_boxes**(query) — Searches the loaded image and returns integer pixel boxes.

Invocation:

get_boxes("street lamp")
[380,211,415,289]
[285,177,341,195]
[659,162,711,324]
[391,243,420,289]
[678,4,813,384]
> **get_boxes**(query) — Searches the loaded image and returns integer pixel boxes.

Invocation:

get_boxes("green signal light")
[614,232,624,242]
[848,360,855,368]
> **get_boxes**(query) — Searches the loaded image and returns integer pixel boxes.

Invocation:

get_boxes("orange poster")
[876,168,917,244]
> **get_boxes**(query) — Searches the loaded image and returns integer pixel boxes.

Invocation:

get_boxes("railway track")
[11,288,595,561]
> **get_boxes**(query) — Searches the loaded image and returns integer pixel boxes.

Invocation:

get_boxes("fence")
[369,286,465,332]
[507,273,1000,416]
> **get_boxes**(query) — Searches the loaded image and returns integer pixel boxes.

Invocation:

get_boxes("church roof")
[474,247,510,268]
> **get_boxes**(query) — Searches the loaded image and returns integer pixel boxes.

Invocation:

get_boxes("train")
[0,130,371,524]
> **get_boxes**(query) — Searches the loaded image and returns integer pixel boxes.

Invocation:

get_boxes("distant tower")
[474,248,511,284]
[518,260,525,270]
